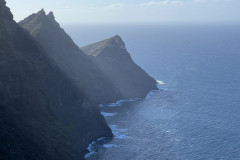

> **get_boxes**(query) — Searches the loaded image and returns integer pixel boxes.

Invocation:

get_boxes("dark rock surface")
[81,35,158,99]
[0,1,112,160]
[19,10,157,104]
[19,10,124,104]
[1,1,158,159]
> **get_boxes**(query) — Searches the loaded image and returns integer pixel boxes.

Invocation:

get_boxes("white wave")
[84,137,108,159]
[101,112,117,117]
[107,98,140,107]
[101,85,161,108]
[109,125,128,139]
[157,80,165,85]
[84,141,96,159]
[97,137,106,141]
[103,144,118,148]
[145,90,155,99]
[84,150,95,159]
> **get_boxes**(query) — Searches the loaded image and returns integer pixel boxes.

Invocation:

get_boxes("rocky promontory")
[0,1,158,159]
[19,9,123,104]
[81,35,158,99]
[0,1,111,160]
[19,10,157,104]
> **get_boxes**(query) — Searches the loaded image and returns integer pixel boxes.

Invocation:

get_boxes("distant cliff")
[81,35,158,99]
[19,10,157,104]
[0,1,158,159]
[19,10,123,104]
[0,1,112,160]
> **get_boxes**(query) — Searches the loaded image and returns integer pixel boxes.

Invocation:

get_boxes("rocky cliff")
[19,10,124,104]
[0,1,112,160]
[81,35,158,99]
[19,10,157,104]
[1,2,158,159]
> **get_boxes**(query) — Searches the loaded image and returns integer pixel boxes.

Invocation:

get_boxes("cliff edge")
[0,1,112,160]
[19,10,124,104]
[81,35,158,99]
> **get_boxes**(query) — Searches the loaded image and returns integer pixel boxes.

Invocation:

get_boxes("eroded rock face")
[6,4,158,159]
[0,0,12,20]
[19,10,124,104]
[81,35,158,99]
[19,10,157,104]
[0,1,112,160]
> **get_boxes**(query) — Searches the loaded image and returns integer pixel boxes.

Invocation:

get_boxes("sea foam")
[103,144,118,148]
[101,112,117,117]
[157,80,165,85]
[106,98,140,107]
[84,141,96,159]
[110,125,128,139]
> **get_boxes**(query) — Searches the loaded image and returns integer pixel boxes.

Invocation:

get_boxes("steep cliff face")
[19,10,157,103]
[19,10,124,104]
[81,35,158,99]
[0,1,112,160]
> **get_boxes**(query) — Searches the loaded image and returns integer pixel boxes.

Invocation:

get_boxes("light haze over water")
[64,24,240,160]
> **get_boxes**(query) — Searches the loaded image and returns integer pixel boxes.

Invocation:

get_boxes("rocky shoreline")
[0,1,157,159]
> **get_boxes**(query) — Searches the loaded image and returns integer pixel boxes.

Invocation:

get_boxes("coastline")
[84,82,163,159]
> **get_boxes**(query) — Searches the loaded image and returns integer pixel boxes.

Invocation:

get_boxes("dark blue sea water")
[64,23,240,160]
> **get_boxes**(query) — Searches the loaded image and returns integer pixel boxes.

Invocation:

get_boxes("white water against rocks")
[65,23,240,160]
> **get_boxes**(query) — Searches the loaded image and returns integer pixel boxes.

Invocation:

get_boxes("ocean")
[64,23,240,160]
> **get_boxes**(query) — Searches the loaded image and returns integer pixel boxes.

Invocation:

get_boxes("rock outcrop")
[0,1,112,160]
[81,35,158,99]
[19,10,123,104]
[0,1,158,159]
[19,10,157,104]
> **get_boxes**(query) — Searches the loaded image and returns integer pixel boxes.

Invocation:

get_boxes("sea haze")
[65,23,240,160]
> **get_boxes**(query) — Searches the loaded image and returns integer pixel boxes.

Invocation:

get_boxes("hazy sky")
[6,0,240,24]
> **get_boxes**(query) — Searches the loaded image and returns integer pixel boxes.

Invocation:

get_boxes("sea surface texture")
[65,24,240,160]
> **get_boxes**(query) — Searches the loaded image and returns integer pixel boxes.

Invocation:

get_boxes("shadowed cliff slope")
[19,10,157,104]
[19,10,124,104]
[81,35,158,99]
[0,1,112,160]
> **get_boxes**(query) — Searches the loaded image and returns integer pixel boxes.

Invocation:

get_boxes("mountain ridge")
[81,35,158,99]
[19,9,127,104]
[0,2,158,159]
[0,1,112,160]
[19,9,157,101]
[82,35,126,56]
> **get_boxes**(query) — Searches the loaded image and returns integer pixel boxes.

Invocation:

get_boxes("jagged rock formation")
[0,3,158,159]
[0,1,112,160]
[19,10,124,104]
[81,35,158,98]
[19,10,157,104]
